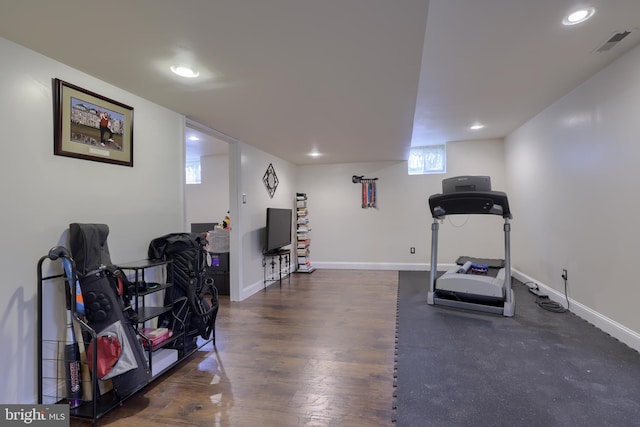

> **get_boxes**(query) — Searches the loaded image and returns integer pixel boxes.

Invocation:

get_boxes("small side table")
[263,249,291,289]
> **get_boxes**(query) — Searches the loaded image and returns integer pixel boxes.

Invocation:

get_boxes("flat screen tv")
[265,208,292,253]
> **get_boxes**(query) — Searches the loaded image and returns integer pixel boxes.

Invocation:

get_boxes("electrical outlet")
[410,247,415,254]
[562,269,568,280]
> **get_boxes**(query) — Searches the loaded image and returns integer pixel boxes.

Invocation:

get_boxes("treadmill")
[427,176,515,317]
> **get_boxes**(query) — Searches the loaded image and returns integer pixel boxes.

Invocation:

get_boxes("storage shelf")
[37,254,214,427]
[295,193,314,273]
[118,258,170,269]
[68,391,123,421]
[137,305,173,323]
[135,282,172,296]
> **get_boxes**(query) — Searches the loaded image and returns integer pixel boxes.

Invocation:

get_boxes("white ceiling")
[1,0,639,165]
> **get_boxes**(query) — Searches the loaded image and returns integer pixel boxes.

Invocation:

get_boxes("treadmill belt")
[456,256,504,268]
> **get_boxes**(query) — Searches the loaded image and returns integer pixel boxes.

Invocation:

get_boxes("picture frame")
[53,78,134,167]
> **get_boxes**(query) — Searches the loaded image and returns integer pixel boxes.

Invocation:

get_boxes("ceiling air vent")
[594,30,632,53]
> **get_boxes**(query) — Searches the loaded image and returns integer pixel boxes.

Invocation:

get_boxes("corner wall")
[0,37,185,404]
[230,142,297,301]
[296,139,506,270]
[505,43,640,350]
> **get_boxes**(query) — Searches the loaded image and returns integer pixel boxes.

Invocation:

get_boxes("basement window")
[186,159,201,184]
[408,144,446,175]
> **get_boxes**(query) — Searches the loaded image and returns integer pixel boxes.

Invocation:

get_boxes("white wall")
[230,142,297,301]
[186,154,230,227]
[296,139,507,270]
[506,43,640,348]
[0,37,185,404]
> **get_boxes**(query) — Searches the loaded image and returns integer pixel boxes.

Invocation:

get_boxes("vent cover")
[594,30,632,53]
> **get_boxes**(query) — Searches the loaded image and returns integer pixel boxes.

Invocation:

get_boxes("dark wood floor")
[72,269,398,426]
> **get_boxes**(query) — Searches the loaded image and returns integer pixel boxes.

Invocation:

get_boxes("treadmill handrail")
[428,190,512,219]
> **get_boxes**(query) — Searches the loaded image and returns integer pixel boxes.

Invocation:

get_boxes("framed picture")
[53,78,134,167]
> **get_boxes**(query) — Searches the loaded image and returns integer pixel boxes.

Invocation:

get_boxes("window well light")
[171,65,200,78]
[563,8,595,26]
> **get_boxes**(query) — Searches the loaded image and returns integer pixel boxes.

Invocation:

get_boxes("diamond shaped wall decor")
[262,163,279,198]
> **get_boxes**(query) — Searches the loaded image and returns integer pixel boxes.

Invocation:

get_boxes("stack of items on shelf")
[296,193,315,273]
[139,327,173,349]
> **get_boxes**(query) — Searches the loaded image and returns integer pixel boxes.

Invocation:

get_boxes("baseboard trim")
[239,280,263,301]
[312,261,430,271]
[512,269,640,354]
[239,275,293,301]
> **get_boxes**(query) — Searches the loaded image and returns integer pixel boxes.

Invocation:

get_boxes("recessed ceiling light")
[308,151,322,157]
[563,7,595,26]
[171,65,200,78]
[470,123,485,130]
[188,135,200,141]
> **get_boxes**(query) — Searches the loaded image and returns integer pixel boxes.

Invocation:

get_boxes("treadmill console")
[429,176,511,219]
[442,176,491,193]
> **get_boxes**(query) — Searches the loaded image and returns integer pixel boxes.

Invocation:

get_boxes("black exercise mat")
[393,271,640,427]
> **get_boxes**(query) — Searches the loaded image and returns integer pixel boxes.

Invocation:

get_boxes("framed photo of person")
[53,78,134,167]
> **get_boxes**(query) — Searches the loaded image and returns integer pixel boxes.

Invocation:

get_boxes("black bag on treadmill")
[148,233,219,352]
[69,223,151,398]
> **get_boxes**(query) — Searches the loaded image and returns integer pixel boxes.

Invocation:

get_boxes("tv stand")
[262,249,291,289]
